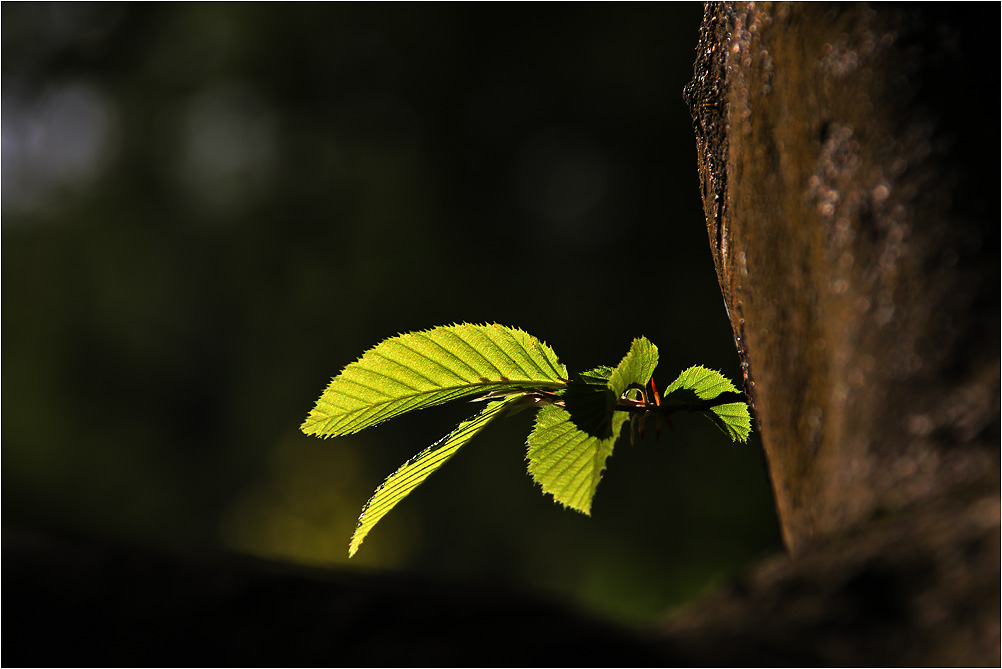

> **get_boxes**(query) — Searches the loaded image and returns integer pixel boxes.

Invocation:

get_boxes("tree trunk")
[663,2,999,664]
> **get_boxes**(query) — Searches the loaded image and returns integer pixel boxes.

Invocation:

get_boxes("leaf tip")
[348,521,367,557]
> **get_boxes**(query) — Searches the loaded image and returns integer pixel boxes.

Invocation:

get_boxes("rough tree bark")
[6,4,997,666]
[661,2,999,664]
[686,0,997,554]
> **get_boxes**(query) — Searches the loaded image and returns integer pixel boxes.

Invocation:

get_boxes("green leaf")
[301,323,568,437]
[525,336,659,514]
[577,365,613,383]
[662,364,738,399]
[663,365,752,443]
[706,400,753,443]
[525,404,630,515]
[608,336,659,397]
[349,395,519,557]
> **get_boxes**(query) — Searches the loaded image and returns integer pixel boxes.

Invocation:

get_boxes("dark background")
[3,3,781,626]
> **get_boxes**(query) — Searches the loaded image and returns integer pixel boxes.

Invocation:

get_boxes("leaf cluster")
[301,323,751,556]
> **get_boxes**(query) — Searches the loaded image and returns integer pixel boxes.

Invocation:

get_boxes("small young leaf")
[301,323,568,437]
[349,395,519,557]
[663,365,752,442]
[608,336,659,397]
[663,364,738,399]
[707,400,753,443]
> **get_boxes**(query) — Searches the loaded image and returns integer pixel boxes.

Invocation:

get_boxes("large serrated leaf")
[301,323,568,437]
[526,336,659,514]
[663,365,752,443]
[349,395,519,557]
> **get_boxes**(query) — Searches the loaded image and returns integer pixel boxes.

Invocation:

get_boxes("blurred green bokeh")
[2,3,781,626]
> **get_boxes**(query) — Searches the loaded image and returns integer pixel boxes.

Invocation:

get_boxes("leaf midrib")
[338,377,566,406]
[313,378,568,434]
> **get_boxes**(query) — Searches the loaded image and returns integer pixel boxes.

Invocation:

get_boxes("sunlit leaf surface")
[302,323,568,437]
[525,405,630,515]
[663,365,752,442]
[349,395,518,556]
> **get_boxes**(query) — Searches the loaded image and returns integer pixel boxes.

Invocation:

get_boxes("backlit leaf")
[349,395,519,556]
[663,365,752,442]
[301,323,568,437]
[525,404,630,515]
[608,336,659,397]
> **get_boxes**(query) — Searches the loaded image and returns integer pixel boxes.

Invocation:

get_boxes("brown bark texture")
[687,1,998,552]
[665,2,999,664]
